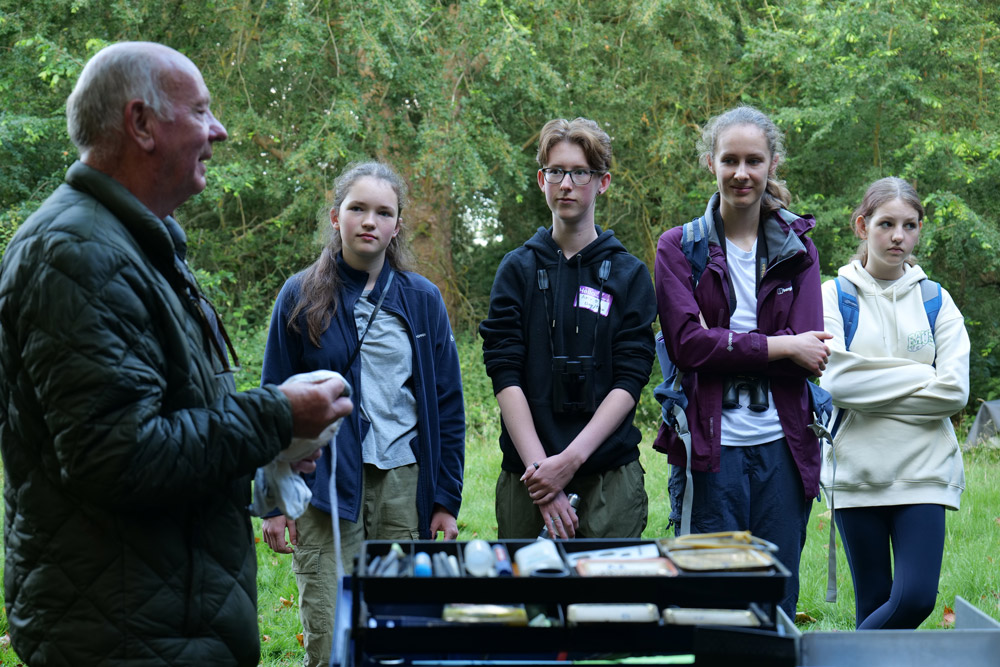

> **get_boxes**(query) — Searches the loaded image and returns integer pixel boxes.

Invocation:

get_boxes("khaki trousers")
[293,463,419,667]
[495,458,647,539]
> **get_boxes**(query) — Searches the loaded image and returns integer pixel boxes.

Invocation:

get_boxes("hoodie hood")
[523,225,627,357]
[836,259,929,353]
[523,225,627,267]
[838,258,928,294]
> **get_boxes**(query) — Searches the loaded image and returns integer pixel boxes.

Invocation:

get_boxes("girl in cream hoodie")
[820,177,969,629]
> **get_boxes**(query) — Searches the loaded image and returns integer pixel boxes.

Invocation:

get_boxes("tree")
[2,0,998,402]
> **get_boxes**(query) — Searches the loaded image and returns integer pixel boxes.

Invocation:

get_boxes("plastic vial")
[413,551,432,577]
[463,539,496,577]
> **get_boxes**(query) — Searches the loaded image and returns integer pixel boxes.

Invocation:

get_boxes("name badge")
[575,286,613,317]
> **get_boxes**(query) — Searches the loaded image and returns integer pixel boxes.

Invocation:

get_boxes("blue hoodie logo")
[908,328,934,352]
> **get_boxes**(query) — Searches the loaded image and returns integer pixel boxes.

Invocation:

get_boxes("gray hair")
[66,42,175,159]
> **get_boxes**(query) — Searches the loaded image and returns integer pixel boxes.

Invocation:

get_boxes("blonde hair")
[697,105,790,212]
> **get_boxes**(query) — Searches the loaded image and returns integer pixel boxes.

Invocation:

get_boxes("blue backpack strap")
[834,277,860,350]
[681,216,711,287]
[920,279,942,332]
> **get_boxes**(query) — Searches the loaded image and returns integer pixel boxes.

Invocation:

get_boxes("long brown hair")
[697,105,791,213]
[288,161,414,347]
[851,176,924,267]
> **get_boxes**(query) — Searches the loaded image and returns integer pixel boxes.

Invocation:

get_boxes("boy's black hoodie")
[480,226,656,475]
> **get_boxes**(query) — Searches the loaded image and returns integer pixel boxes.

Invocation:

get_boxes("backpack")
[653,216,711,537]
[833,276,941,351]
[654,216,834,537]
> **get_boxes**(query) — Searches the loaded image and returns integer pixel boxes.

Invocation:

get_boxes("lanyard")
[344,271,395,371]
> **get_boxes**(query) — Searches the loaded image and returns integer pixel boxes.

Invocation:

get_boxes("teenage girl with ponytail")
[819,177,969,629]
[654,106,830,619]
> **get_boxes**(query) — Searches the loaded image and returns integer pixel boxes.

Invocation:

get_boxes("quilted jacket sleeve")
[11,228,292,509]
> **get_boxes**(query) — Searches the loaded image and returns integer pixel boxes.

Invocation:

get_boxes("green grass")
[2,334,998,665]
[796,446,1000,631]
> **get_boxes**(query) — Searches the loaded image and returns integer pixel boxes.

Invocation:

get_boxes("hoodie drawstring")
[537,251,612,360]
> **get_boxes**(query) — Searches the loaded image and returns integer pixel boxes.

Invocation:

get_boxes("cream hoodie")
[819,260,969,510]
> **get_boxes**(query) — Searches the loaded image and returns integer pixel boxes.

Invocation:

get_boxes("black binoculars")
[722,375,770,412]
[551,355,597,414]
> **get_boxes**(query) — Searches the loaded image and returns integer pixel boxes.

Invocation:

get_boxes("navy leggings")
[835,504,945,629]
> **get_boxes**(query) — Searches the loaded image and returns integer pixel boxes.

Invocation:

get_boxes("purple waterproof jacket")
[653,194,823,498]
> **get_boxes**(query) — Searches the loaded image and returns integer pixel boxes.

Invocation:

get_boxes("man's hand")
[262,515,296,554]
[278,375,353,439]
[430,505,458,540]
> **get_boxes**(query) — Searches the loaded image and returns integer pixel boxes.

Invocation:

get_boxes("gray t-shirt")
[355,289,419,469]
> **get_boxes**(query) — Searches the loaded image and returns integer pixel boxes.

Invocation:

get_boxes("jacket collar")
[703,191,811,268]
[334,252,396,300]
[65,161,179,270]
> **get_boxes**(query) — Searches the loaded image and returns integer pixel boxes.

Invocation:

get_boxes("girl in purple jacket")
[654,106,830,619]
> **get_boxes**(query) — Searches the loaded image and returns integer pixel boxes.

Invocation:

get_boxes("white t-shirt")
[720,238,784,446]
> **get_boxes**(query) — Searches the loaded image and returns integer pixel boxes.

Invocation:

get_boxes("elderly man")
[0,42,350,666]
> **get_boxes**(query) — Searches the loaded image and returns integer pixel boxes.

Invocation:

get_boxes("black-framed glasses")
[540,167,603,186]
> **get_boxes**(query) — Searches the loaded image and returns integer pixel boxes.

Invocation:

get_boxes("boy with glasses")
[480,117,656,539]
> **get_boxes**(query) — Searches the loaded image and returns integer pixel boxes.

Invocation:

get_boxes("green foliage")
[1,0,998,405]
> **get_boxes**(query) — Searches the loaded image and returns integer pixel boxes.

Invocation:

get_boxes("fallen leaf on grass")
[280,595,294,607]
[262,635,271,642]
[254,536,262,544]
[816,520,826,531]
[994,517,1000,528]
[296,633,305,647]
[795,611,818,624]
[1,632,10,648]
[942,605,955,628]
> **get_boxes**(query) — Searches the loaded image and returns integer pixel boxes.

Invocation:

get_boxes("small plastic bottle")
[538,493,579,539]
[413,551,432,577]
[463,539,496,576]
